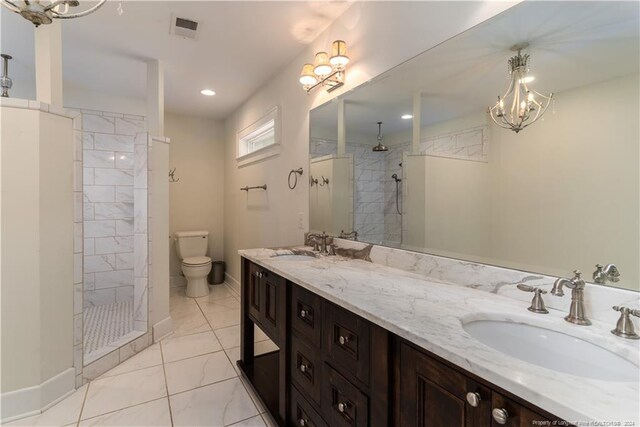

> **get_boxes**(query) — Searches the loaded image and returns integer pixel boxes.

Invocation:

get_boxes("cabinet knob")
[492,408,509,425]
[300,309,307,318]
[337,402,349,413]
[299,364,308,373]
[338,335,350,345]
[298,418,307,426]
[465,392,481,407]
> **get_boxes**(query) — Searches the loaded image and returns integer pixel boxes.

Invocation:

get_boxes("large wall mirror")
[309,1,640,291]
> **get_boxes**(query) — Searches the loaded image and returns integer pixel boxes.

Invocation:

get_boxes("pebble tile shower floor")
[6,283,277,427]
[83,301,134,357]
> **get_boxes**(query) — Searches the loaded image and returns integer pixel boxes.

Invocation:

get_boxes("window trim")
[236,106,281,167]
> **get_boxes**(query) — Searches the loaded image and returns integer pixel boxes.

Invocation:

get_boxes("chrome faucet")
[306,232,329,254]
[551,270,591,325]
[592,264,620,284]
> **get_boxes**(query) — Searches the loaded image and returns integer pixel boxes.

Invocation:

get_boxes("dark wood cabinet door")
[247,263,261,323]
[399,342,491,427]
[291,284,323,348]
[323,302,371,386]
[259,270,284,343]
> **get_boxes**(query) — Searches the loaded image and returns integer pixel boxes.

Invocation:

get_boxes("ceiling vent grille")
[170,15,199,40]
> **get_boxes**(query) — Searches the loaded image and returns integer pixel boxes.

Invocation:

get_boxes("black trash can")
[211,261,226,284]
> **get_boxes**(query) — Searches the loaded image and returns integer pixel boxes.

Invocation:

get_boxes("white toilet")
[175,230,212,297]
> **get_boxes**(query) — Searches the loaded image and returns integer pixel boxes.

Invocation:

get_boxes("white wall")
[223,1,518,283]
[165,113,225,282]
[1,106,74,417]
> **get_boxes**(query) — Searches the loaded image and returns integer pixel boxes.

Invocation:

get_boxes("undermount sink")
[271,254,316,261]
[463,319,639,382]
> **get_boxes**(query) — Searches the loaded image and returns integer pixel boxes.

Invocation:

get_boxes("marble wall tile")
[84,186,115,203]
[74,313,83,346]
[84,273,95,291]
[94,236,134,254]
[84,203,95,220]
[74,222,83,253]
[94,202,134,220]
[74,344,83,375]
[115,117,146,136]
[83,114,115,134]
[74,283,83,315]
[84,254,116,273]
[84,288,116,308]
[83,349,119,381]
[94,134,135,152]
[116,286,134,302]
[84,150,115,168]
[83,133,94,150]
[116,252,135,270]
[83,168,94,185]
[84,220,116,238]
[95,270,134,289]
[73,161,83,192]
[134,234,148,278]
[116,219,134,236]
[134,189,147,234]
[115,186,134,202]
[134,277,148,322]
[74,192,83,223]
[94,168,134,186]
[74,253,83,283]
[116,152,134,169]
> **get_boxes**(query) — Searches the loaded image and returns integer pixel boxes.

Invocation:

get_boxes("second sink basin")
[463,319,639,382]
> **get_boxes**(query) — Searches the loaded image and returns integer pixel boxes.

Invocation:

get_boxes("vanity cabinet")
[239,258,566,427]
[397,341,559,427]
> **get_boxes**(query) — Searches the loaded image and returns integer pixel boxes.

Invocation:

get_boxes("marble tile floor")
[6,283,278,427]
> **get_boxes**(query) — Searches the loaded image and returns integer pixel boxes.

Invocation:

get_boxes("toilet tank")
[175,231,209,259]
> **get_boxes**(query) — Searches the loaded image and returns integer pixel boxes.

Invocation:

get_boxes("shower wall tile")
[115,186,134,202]
[83,114,115,134]
[83,168,94,185]
[116,219,134,236]
[94,134,135,152]
[94,168,134,186]
[84,186,115,203]
[116,152,134,169]
[84,254,116,273]
[116,252,135,270]
[95,270,134,289]
[94,236,134,254]
[94,202,134,220]
[116,117,146,136]
[85,220,116,238]
[83,133,94,150]
[84,150,115,168]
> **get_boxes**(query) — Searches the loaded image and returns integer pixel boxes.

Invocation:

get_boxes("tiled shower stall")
[76,109,152,377]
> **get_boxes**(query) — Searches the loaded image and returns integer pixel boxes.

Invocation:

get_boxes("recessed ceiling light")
[520,76,535,84]
[200,89,216,96]
[401,114,413,120]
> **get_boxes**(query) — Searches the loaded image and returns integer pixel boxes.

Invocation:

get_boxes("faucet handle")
[572,270,582,279]
[611,306,640,339]
[517,284,549,314]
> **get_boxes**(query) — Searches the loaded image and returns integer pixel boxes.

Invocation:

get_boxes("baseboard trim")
[152,316,173,343]
[225,272,240,294]
[1,367,75,423]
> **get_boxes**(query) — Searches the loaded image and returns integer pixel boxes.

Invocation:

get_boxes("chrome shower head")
[372,121,388,152]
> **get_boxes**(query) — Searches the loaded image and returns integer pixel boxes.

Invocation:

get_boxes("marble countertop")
[239,247,640,424]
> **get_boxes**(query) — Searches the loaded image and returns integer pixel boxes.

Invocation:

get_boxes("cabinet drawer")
[323,302,370,385]
[291,334,322,406]
[322,364,368,427]
[291,385,328,427]
[291,285,322,348]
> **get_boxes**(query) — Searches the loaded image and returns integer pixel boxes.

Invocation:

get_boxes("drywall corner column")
[146,60,164,136]
[150,136,171,341]
[412,92,421,153]
[337,99,346,156]
[34,21,63,106]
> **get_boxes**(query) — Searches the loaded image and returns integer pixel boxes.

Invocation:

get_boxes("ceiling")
[311,1,639,141]
[0,1,351,118]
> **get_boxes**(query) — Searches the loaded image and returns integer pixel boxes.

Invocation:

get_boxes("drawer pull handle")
[337,402,350,413]
[300,309,307,318]
[255,271,263,278]
[298,418,308,426]
[492,408,509,425]
[338,335,351,345]
[465,392,481,407]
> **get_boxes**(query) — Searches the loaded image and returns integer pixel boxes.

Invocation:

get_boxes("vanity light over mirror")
[308,1,640,291]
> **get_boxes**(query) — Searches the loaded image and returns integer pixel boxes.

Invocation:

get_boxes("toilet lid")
[183,256,211,266]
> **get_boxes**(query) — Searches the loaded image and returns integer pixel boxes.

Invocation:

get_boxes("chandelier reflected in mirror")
[488,43,554,133]
[1,0,106,26]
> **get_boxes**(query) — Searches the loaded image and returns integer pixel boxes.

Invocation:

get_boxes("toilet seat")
[182,256,211,266]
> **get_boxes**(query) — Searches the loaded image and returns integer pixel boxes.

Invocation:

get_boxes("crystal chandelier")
[488,43,553,133]
[1,0,107,27]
